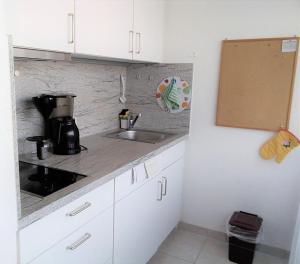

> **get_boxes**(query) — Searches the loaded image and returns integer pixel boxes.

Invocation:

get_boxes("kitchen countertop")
[19,131,188,229]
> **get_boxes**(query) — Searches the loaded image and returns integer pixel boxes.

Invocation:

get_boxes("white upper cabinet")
[133,0,165,62]
[75,0,164,62]
[75,0,134,60]
[6,0,75,52]
[5,0,165,62]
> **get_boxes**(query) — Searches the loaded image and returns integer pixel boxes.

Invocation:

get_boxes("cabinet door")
[30,207,113,264]
[6,0,74,52]
[114,176,160,264]
[133,0,165,62]
[75,0,134,60]
[115,164,149,202]
[104,258,113,264]
[158,158,184,244]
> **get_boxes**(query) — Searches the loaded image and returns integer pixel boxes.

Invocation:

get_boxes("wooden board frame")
[216,37,299,131]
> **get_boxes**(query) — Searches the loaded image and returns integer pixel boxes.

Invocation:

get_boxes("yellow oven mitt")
[260,129,300,163]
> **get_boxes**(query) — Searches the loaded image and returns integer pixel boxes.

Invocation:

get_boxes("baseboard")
[178,221,290,259]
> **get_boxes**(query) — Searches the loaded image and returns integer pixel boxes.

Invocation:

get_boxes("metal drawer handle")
[135,32,141,54]
[131,168,138,184]
[131,168,135,185]
[129,30,134,53]
[66,233,92,251]
[144,163,149,179]
[157,181,163,201]
[68,13,74,44]
[66,202,92,217]
[162,177,167,196]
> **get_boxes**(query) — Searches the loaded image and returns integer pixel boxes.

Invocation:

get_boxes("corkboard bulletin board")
[216,37,299,131]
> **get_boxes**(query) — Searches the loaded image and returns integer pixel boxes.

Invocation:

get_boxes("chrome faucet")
[128,113,142,130]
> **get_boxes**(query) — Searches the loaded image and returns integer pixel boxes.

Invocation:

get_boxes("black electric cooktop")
[19,161,87,197]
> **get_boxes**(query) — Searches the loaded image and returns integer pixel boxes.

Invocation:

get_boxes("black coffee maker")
[32,93,81,155]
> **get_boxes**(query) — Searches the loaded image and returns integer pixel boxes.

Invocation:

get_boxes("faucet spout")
[129,113,142,129]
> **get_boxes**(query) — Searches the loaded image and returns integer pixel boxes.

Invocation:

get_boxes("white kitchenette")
[4,1,193,263]
[19,134,187,264]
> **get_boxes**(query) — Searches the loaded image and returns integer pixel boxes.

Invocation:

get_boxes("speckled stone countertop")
[18,131,188,229]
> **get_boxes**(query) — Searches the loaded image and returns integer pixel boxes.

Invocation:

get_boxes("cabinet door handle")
[66,202,92,217]
[68,13,74,44]
[144,163,149,179]
[129,30,134,53]
[131,168,135,185]
[66,233,92,251]
[162,177,167,196]
[157,181,163,201]
[135,32,141,54]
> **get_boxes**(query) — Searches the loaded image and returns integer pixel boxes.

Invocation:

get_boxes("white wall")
[164,0,300,250]
[0,1,19,263]
[290,206,300,264]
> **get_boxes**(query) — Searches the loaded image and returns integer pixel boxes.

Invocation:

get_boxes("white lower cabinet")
[115,163,149,202]
[105,258,113,264]
[19,142,186,264]
[29,207,113,264]
[114,176,160,264]
[19,180,114,264]
[157,158,184,245]
[114,156,185,264]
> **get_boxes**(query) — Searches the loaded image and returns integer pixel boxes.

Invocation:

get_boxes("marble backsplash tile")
[14,60,127,154]
[14,60,193,154]
[126,63,193,133]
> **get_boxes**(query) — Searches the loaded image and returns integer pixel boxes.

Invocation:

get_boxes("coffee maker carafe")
[32,93,81,155]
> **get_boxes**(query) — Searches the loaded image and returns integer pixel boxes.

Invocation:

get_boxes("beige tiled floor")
[148,228,289,264]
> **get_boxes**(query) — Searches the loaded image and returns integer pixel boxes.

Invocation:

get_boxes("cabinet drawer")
[20,180,114,264]
[29,207,113,264]
[115,164,148,202]
[160,141,186,170]
[144,153,163,179]
[143,141,186,179]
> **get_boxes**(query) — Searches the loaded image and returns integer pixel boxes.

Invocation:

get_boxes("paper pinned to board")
[144,159,160,178]
[282,39,298,53]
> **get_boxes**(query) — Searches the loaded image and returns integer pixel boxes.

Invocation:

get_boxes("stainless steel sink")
[105,129,174,144]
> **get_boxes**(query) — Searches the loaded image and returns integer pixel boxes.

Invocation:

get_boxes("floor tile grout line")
[157,250,194,263]
[158,232,209,264]
[193,237,209,264]
[178,225,290,261]
[154,227,289,264]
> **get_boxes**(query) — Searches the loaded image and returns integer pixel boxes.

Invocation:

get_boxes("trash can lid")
[229,211,263,232]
